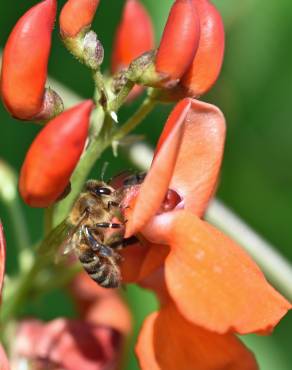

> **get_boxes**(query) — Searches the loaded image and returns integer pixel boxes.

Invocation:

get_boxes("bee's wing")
[55,222,85,263]
[37,219,70,258]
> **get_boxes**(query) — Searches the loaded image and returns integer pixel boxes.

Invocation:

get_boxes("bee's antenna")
[101,162,109,181]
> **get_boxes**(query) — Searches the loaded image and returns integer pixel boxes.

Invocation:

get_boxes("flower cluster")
[0,0,291,369]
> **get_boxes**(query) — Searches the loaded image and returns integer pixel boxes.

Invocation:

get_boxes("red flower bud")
[60,0,100,38]
[0,0,62,121]
[19,100,94,208]
[111,0,154,73]
[155,0,200,85]
[181,0,225,97]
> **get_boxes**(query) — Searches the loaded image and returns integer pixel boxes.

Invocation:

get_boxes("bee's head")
[85,180,113,197]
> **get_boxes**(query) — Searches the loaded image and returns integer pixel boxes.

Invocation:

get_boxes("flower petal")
[86,294,132,336]
[70,273,131,335]
[168,99,225,217]
[155,0,200,82]
[181,0,225,97]
[143,211,291,334]
[136,303,258,370]
[0,222,6,302]
[14,318,122,370]
[111,0,154,73]
[125,99,225,237]
[125,99,191,237]
[0,344,10,370]
[119,242,149,283]
[138,243,170,281]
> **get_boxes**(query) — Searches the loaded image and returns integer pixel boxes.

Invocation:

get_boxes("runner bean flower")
[118,98,291,369]
[0,0,290,369]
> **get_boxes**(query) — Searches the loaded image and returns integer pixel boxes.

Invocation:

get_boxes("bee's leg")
[110,236,139,249]
[95,222,124,229]
[82,226,102,251]
[83,226,116,258]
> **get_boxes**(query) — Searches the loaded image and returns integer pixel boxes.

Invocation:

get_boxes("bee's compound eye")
[94,187,112,196]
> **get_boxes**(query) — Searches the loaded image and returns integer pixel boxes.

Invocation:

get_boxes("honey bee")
[61,173,145,288]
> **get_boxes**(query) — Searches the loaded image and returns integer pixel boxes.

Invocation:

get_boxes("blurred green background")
[1,0,292,369]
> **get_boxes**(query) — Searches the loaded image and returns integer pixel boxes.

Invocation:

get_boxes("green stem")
[108,79,135,113]
[7,197,30,252]
[44,206,54,235]
[93,70,110,105]
[113,98,157,142]
[0,255,46,325]
[34,263,82,296]
[0,160,30,262]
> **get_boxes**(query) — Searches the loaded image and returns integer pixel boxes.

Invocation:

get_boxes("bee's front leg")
[109,236,139,249]
[95,222,124,229]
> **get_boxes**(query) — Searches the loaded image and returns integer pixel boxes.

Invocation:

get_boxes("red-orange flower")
[70,272,132,336]
[8,272,131,370]
[117,98,291,369]
[12,318,122,370]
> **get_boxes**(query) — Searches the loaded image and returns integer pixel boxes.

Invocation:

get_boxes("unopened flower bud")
[83,31,104,69]
[60,0,100,38]
[19,100,94,207]
[181,0,225,97]
[0,0,59,122]
[60,0,103,71]
[111,0,154,73]
[127,0,201,89]
[155,0,200,86]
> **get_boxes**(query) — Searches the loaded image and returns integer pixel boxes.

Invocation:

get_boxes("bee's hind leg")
[82,226,116,258]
